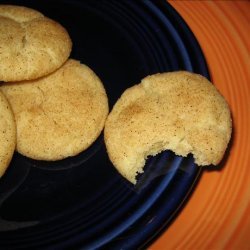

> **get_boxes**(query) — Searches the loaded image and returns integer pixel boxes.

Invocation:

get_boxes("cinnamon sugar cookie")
[104,71,232,184]
[0,90,16,177]
[0,5,72,82]
[1,59,109,161]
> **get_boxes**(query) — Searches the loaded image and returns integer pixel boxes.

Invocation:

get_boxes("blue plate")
[0,0,209,249]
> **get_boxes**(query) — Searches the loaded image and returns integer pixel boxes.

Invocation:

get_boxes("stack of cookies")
[0,5,109,177]
[0,5,232,185]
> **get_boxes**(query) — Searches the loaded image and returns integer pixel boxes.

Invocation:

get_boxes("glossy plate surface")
[0,1,210,249]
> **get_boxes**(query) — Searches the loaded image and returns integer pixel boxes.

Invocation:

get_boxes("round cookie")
[0,90,16,177]
[0,5,72,82]
[104,71,232,184]
[0,59,109,161]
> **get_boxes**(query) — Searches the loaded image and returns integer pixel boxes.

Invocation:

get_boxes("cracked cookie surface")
[0,5,72,82]
[0,59,109,161]
[0,90,16,177]
[104,71,232,184]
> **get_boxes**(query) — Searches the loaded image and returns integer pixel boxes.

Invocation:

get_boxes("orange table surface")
[151,1,250,250]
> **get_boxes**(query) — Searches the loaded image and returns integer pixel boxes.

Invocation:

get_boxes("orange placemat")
[151,1,250,249]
